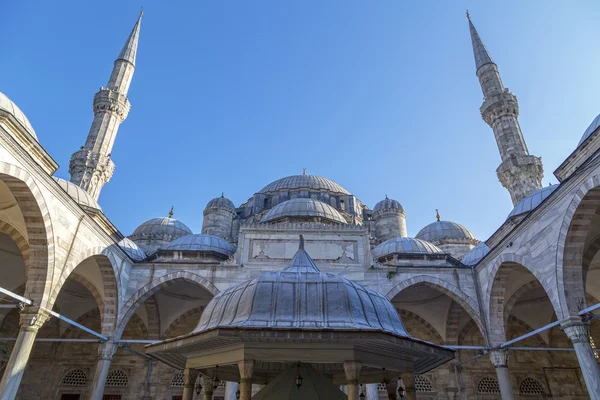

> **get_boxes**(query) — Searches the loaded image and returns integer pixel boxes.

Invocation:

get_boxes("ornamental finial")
[299,234,305,250]
[466,10,470,20]
[303,168,307,175]
[221,192,224,198]
[140,7,144,17]
[168,206,174,218]
[436,209,440,222]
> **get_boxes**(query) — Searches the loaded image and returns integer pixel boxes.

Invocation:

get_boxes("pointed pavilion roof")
[117,11,143,66]
[468,14,494,71]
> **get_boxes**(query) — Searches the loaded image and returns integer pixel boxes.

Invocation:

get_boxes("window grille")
[378,383,387,392]
[171,372,185,387]
[477,376,500,394]
[415,375,434,392]
[105,369,128,387]
[61,369,88,387]
[218,381,226,388]
[519,378,544,395]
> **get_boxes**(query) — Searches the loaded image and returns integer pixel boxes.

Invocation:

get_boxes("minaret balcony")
[92,89,131,120]
[480,91,520,125]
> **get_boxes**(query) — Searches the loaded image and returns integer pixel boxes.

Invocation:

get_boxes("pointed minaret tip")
[117,11,143,66]
[468,14,494,71]
[466,10,470,20]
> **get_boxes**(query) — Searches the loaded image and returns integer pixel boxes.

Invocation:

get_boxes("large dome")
[579,113,600,147]
[118,237,146,261]
[261,198,347,224]
[130,217,192,240]
[164,233,235,257]
[372,237,443,259]
[195,237,410,336]
[0,92,38,140]
[259,174,350,195]
[373,196,404,214]
[507,184,558,220]
[53,178,101,211]
[416,220,477,243]
[461,242,490,266]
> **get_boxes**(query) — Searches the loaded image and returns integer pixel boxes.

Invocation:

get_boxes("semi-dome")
[164,233,235,257]
[261,198,347,224]
[259,174,350,195]
[204,194,236,213]
[53,177,101,211]
[130,217,192,239]
[0,92,38,140]
[416,220,477,243]
[196,236,409,335]
[507,184,558,219]
[461,242,490,266]
[373,196,404,214]
[372,237,443,259]
[118,237,146,261]
[579,113,600,146]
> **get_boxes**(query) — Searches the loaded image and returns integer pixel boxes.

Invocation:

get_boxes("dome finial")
[385,194,388,199]
[221,192,224,198]
[435,209,440,222]
[168,205,174,218]
[299,234,305,250]
[303,168,307,176]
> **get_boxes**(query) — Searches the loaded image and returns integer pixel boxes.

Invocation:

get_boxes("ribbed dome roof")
[53,178,101,211]
[164,234,235,257]
[259,174,350,195]
[118,237,146,261]
[195,237,410,336]
[0,92,37,140]
[372,237,443,259]
[373,196,404,213]
[416,221,477,243]
[579,113,600,146]
[204,195,236,212]
[507,185,558,219]
[261,198,347,224]
[461,242,490,266]
[130,217,192,239]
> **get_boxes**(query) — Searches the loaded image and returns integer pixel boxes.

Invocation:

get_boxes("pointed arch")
[163,306,206,339]
[386,275,484,336]
[114,271,218,338]
[397,309,444,344]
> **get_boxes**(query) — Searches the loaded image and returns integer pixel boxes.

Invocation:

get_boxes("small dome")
[416,220,477,243]
[0,92,37,140]
[372,237,443,259]
[261,198,347,224]
[130,217,192,240]
[507,185,558,219]
[259,174,350,195]
[373,196,404,214]
[164,234,235,257]
[195,237,410,336]
[579,113,600,146]
[118,237,146,261]
[204,195,236,212]
[461,242,490,266]
[53,178,101,211]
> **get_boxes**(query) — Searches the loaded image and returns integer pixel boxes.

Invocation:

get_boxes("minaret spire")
[69,12,143,200]
[468,15,543,206]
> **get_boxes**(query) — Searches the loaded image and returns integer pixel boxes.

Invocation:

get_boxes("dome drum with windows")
[146,236,454,392]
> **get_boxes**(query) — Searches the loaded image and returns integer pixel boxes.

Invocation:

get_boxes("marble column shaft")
[489,350,515,400]
[182,368,199,400]
[238,360,254,400]
[89,340,118,400]
[562,317,600,400]
[343,361,362,400]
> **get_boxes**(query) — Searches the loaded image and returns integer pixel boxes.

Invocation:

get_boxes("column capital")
[489,349,509,368]
[19,306,50,331]
[98,340,118,360]
[238,359,254,380]
[343,360,362,382]
[561,316,590,344]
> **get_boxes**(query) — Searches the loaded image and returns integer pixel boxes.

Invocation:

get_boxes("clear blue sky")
[2,1,599,239]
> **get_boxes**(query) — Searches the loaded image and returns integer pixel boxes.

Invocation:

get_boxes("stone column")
[343,361,362,400]
[225,381,239,400]
[386,379,398,400]
[89,340,118,400]
[0,307,48,399]
[140,360,157,400]
[366,383,379,400]
[562,317,600,399]
[203,376,214,400]
[238,360,254,400]
[401,374,416,400]
[182,368,200,400]
[489,350,515,400]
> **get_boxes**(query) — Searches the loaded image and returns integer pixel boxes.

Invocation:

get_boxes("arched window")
[61,368,88,386]
[263,198,269,210]
[519,377,544,395]
[415,375,434,392]
[171,371,185,388]
[477,376,500,394]
[330,198,337,208]
[105,369,128,387]
[340,199,345,210]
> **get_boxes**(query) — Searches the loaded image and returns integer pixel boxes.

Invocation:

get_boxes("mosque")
[0,9,599,400]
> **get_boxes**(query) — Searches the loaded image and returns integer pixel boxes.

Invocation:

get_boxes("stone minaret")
[468,13,543,206]
[69,12,142,200]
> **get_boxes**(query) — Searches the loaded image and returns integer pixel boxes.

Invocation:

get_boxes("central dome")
[259,174,350,195]
[261,198,347,224]
[195,236,409,335]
